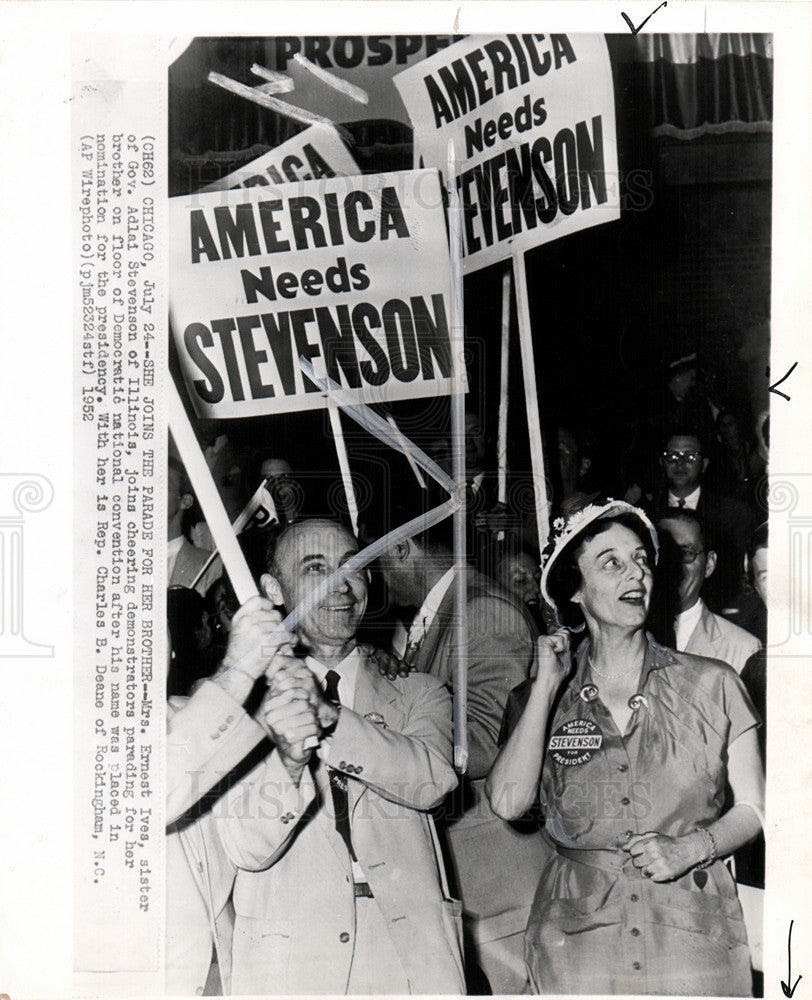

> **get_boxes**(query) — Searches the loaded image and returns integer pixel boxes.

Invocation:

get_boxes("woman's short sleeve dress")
[526,636,760,996]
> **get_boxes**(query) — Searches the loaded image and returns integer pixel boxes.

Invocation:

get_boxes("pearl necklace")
[588,656,641,680]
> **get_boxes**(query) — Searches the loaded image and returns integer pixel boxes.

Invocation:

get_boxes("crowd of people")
[166,349,769,996]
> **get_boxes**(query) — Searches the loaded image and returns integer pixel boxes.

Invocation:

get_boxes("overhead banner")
[268,35,458,126]
[394,34,620,273]
[170,169,457,418]
[200,124,359,193]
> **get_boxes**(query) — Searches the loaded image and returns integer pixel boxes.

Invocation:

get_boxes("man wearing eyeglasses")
[659,432,708,509]
[651,430,755,612]
[658,508,761,673]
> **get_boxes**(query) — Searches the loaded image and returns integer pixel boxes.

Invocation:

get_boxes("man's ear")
[393,539,411,562]
[701,456,710,474]
[579,457,591,478]
[260,573,285,607]
[704,550,717,580]
[179,492,194,511]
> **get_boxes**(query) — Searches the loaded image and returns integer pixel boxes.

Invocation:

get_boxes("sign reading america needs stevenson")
[394,34,620,273]
[170,170,457,418]
[199,124,359,193]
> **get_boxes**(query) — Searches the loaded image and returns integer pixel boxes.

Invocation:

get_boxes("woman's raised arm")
[486,632,570,820]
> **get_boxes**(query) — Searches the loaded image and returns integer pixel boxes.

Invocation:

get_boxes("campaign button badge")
[548,718,604,766]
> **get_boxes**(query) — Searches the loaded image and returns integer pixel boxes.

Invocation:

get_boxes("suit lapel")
[686,604,718,656]
[353,659,403,722]
[412,568,470,678]
[414,600,453,676]
[700,604,723,657]
[348,659,405,816]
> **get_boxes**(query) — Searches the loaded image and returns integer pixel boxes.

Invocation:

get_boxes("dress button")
[621,796,631,806]
[624,830,634,840]
[630,894,639,902]
[339,932,350,943]
[618,763,628,772]
[356,765,363,774]
[631,927,640,937]
[633,962,641,971]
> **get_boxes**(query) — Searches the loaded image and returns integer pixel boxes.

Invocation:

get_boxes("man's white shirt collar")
[668,485,701,510]
[674,598,705,651]
[306,647,362,710]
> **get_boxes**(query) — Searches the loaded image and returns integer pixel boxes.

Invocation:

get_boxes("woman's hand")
[621,831,700,882]
[530,630,571,691]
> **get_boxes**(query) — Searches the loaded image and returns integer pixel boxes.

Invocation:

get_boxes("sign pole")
[512,248,550,554]
[189,477,279,592]
[447,140,469,774]
[167,379,258,604]
[327,404,359,536]
[170,380,321,751]
[496,266,512,542]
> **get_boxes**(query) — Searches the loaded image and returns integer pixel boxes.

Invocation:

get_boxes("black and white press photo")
[5,6,811,1000]
[162,28,773,997]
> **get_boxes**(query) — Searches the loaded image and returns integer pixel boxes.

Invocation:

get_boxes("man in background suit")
[648,430,755,611]
[376,511,547,995]
[658,508,760,673]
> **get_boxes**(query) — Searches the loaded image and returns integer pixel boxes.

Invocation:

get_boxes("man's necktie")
[403,615,428,668]
[678,497,686,508]
[323,670,356,860]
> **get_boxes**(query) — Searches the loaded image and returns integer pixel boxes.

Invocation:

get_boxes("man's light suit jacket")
[216,660,465,996]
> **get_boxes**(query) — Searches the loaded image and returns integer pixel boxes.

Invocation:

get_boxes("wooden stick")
[447,139,469,775]
[292,52,369,105]
[497,266,512,542]
[513,249,550,556]
[328,404,359,536]
[249,64,295,92]
[170,385,321,751]
[386,415,427,489]
[167,380,258,604]
[207,71,336,128]
[189,477,278,592]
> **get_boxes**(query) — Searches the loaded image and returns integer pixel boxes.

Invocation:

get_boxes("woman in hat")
[486,500,763,996]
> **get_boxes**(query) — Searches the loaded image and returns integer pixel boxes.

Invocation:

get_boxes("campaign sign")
[268,35,458,126]
[200,125,359,193]
[394,34,620,273]
[170,169,457,418]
